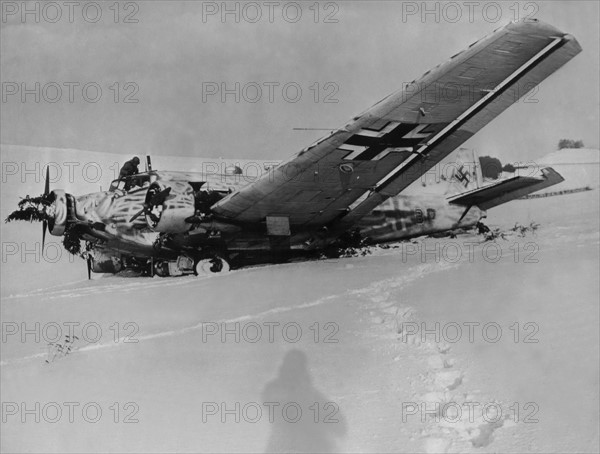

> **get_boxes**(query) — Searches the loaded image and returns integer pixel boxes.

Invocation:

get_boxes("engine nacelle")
[47,190,68,236]
[145,181,195,233]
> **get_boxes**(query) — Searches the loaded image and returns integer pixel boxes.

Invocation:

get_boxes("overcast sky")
[1,1,598,164]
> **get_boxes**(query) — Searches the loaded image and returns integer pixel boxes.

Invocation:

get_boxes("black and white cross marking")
[339,121,436,161]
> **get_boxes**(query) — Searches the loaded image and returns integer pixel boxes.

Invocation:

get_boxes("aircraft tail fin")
[443,148,481,197]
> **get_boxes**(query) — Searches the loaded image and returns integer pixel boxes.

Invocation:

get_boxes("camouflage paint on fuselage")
[358,194,483,242]
[54,167,483,260]
[74,186,159,255]
[66,171,244,258]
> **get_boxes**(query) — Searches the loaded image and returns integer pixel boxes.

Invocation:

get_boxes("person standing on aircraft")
[119,156,140,179]
[119,156,140,190]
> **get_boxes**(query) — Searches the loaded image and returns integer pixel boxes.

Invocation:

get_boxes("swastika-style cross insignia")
[455,164,471,187]
[339,121,435,161]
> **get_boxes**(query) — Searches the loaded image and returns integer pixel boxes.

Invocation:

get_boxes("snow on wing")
[211,20,581,232]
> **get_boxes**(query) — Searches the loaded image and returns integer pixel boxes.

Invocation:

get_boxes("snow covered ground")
[1,177,598,452]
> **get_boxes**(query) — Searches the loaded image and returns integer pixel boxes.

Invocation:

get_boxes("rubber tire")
[195,257,230,275]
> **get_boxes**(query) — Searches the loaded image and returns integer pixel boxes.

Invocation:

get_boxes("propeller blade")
[129,207,146,223]
[42,166,50,249]
[129,187,171,223]
[150,187,171,206]
[44,166,50,196]
[87,256,92,280]
[42,220,47,250]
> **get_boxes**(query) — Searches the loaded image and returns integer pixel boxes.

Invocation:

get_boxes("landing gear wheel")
[195,256,230,275]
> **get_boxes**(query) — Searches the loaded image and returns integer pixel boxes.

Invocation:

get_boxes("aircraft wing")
[447,167,564,211]
[211,20,581,245]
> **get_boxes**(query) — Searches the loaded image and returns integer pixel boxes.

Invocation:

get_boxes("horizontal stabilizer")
[447,167,564,210]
